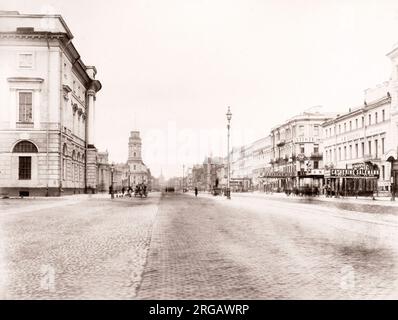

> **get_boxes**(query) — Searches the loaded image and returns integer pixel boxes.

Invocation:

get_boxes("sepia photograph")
[1,0,398,309]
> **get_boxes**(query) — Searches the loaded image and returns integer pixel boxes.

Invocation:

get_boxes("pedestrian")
[122,187,125,196]
[195,187,198,197]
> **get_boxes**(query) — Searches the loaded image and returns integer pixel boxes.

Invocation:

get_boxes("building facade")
[265,109,335,193]
[127,131,150,187]
[322,83,392,195]
[0,12,101,196]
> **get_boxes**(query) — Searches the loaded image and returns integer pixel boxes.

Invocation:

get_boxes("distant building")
[127,131,150,186]
[97,151,111,192]
[0,12,101,196]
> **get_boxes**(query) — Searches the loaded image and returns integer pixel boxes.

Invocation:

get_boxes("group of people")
[109,183,148,198]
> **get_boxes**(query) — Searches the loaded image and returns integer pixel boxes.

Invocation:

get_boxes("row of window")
[325,138,385,162]
[275,124,320,141]
[325,110,386,137]
[62,159,84,182]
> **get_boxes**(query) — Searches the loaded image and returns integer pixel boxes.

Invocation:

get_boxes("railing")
[310,152,323,159]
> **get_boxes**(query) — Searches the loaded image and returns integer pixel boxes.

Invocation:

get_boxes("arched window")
[13,141,37,180]
[72,150,76,161]
[13,140,38,153]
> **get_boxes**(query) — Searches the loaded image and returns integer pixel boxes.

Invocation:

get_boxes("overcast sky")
[3,0,398,178]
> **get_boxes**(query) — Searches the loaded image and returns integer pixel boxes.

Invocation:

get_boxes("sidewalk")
[186,190,398,207]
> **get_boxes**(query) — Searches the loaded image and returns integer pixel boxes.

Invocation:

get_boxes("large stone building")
[322,83,392,195]
[265,109,335,192]
[0,12,101,196]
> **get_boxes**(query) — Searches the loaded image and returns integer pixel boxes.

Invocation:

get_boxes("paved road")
[0,194,160,299]
[137,192,398,299]
[1,192,398,299]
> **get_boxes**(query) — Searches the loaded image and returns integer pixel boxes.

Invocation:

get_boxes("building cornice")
[322,95,391,127]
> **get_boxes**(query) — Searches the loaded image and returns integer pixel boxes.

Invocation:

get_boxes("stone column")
[86,89,97,193]
[87,89,96,147]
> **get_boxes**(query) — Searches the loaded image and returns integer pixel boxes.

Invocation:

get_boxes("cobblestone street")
[138,192,398,299]
[1,192,398,299]
[0,194,160,299]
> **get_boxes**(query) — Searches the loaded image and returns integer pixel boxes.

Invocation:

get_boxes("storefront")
[230,178,252,192]
[297,169,324,195]
[260,171,296,193]
[324,166,379,197]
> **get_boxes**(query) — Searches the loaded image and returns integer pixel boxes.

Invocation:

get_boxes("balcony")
[310,152,323,160]
[276,140,286,147]
[363,154,380,162]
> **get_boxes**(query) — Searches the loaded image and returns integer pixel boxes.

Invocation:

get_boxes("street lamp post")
[111,163,115,199]
[226,106,232,199]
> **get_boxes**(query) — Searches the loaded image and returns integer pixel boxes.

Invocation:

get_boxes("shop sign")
[325,168,379,177]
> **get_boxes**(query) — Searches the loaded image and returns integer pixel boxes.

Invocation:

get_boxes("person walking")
[195,187,198,197]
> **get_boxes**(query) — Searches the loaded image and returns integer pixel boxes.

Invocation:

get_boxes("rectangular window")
[349,121,352,131]
[355,144,358,158]
[382,138,385,154]
[339,125,341,134]
[361,142,365,156]
[368,114,371,126]
[382,165,385,180]
[18,53,33,68]
[368,141,372,155]
[313,161,319,169]
[314,145,319,153]
[375,112,378,124]
[63,159,67,180]
[300,144,305,154]
[314,125,319,136]
[339,147,341,161]
[344,123,346,132]
[344,146,347,160]
[299,125,304,137]
[19,156,32,180]
[362,116,364,127]
[349,145,352,159]
[375,140,378,158]
[18,92,33,123]
[355,119,358,129]
[382,110,385,121]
